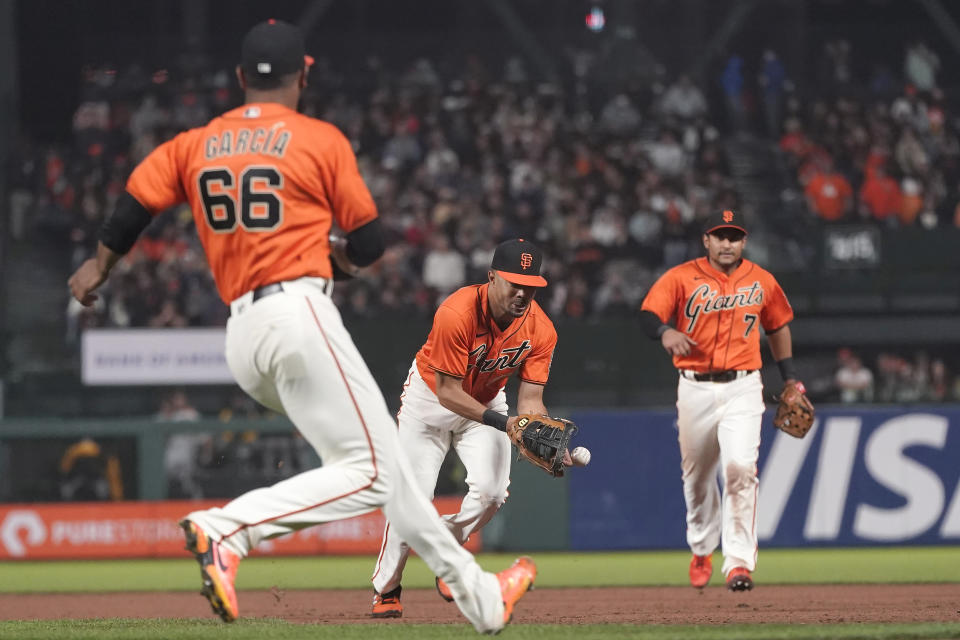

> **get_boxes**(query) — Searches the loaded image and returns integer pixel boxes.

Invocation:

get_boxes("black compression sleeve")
[345,218,385,267]
[639,310,670,340]
[777,357,798,381]
[482,409,509,432]
[98,192,153,255]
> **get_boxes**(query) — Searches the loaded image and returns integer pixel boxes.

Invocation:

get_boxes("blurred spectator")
[422,233,466,297]
[758,50,789,137]
[904,41,940,92]
[835,352,874,403]
[858,163,901,222]
[599,93,642,135]
[659,76,707,122]
[720,55,746,131]
[156,390,201,421]
[59,437,123,501]
[805,158,853,221]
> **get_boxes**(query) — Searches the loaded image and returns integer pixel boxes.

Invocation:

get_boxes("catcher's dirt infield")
[1,585,958,624]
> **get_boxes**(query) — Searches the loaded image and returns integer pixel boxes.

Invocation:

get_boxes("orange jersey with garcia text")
[641,257,793,371]
[416,284,558,405]
[125,103,377,303]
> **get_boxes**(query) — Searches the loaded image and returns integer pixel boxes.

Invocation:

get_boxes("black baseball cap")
[704,209,747,235]
[490,239,548,287]
[241,19,315,79]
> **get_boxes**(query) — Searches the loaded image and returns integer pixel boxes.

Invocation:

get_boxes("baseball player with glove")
[67,20,534,634]
[370,238,574,618]
[639,210,813,592]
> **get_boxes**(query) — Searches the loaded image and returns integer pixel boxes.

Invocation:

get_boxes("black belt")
[252,282,284,302]
[682,370,756,383]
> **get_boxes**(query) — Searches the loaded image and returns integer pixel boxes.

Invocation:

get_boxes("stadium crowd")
[779,40,960,229]
[16,50,736,333]
[8,36,960,403]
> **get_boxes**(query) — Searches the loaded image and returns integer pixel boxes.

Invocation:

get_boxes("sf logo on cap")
[723,210,734,223]
[520,253,533,269]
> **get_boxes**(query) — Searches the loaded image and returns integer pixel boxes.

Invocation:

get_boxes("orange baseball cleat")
[726,567,754,591]
[180,519,240,622]
[370,586,403,618]
[497,556,537,623]
[689,554,713,588]
[435,576,455,602]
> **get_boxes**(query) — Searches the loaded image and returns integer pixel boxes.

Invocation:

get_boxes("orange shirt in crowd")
[859,174,901,220]
[805,172,853,221]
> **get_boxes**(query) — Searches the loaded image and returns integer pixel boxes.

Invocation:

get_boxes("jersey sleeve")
[321,126,378,232]
[760,275,794,331]
[519,320,558,385]
[424,305,473,379]
[641,268,681,324]
[125,134,188,214]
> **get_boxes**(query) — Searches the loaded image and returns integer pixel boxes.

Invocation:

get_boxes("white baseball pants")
[371,364,511,594]
[184,277,505,633]
[676,371,764,576]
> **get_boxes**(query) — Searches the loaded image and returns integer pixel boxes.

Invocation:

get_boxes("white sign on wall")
[81,328,232,385]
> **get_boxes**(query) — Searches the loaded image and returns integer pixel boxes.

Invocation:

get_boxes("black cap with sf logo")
[490,238,547,287]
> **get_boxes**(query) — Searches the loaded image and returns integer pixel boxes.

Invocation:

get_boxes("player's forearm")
[516,381,548,416]
[517,403,548,417]
[767,325,793,361]
[767,325,796,380]
[435,375,490,424]
[94,242,123,278]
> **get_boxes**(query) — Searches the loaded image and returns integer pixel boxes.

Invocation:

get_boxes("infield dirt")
[1,584,958,624]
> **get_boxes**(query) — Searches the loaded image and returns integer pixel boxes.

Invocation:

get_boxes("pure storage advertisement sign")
[0,499,479,559]
[569,408,960,549]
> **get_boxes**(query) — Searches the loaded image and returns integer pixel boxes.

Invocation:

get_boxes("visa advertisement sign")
[568,408,960,549]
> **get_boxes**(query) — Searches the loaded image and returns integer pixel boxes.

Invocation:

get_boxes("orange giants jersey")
[125,102,377,303]
[641,257,793,371]
[416,284,558,405]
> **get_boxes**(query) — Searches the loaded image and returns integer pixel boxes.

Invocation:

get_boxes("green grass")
[1,621,960,640]
[2,547,959,593]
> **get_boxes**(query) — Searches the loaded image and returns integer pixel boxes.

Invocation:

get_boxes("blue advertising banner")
[568,407,960,549]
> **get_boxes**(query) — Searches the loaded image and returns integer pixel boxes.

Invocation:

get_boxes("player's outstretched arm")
[69,191,154,306]
[69,243,121,306]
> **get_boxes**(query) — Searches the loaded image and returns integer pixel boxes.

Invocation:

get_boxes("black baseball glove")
[507,414,578,477]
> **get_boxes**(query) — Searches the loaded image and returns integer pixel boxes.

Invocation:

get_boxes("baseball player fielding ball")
[570,446,591,467]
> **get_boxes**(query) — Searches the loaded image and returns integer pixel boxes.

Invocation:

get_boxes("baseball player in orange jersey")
[67,20,534,633]
[369,239,562,618]
[639,210,800,592]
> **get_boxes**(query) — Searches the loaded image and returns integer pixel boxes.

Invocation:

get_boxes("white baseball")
[571,446,591,467]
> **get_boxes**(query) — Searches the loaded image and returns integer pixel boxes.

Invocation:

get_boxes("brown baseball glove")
[507,414,578,477]
[773,381,815,438]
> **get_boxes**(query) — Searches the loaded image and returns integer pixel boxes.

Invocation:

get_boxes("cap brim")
[496,271,547,287]
[704,224,747,235]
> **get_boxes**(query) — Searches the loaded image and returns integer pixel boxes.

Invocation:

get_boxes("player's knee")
[724,462,757,493]
[469,483,509,510]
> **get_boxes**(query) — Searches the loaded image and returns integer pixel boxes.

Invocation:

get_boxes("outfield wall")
[1,406,958,558]
[566,407,960,550]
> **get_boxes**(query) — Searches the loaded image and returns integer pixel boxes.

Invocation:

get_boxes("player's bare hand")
[562,449,573,466]
[662,328,698,356]
[69,258,108,306]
